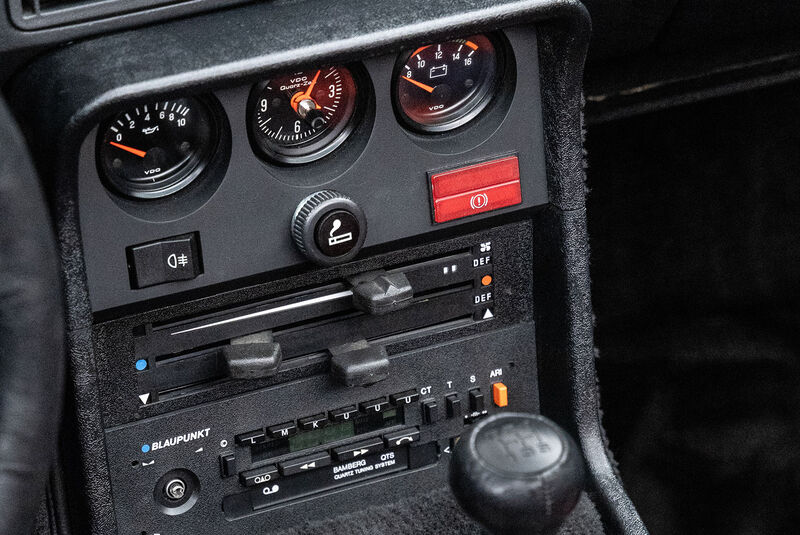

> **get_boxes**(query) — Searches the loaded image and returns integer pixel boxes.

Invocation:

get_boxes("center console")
[7,0,647,533]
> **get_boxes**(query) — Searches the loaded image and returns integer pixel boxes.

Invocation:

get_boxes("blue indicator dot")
[135,359,148,371]
[141,444,151,453]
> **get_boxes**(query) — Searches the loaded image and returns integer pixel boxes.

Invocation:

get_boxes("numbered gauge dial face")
[394,34,498,132]
[248,65,360,164]
[97,97,218,199]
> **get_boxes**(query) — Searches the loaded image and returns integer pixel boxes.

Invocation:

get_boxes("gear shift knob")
[449,413,585,535]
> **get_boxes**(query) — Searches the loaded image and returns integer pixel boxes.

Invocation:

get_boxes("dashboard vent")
[9,0,240,30]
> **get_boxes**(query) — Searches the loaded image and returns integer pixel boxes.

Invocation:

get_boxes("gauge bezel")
[96,95,223,200]
[392,33,506,134]
[246,64,366,166]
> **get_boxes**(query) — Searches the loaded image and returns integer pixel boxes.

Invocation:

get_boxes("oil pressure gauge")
[394,34,499,132]
[97,97,219,199]
[248,65,361,164]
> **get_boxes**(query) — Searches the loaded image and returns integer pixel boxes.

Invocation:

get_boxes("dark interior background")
[586,78,800,534]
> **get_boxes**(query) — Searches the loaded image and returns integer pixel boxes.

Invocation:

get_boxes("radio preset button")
[240,465,279,487]
[331,436,385,462]
[267,422,298,439]
[359,397,391,414]
[329,405,359,423]
[298,413,329,431]
[235,429,266,447]
[279,451,332,476]
[389,389,420,406]
[383,427,420,448]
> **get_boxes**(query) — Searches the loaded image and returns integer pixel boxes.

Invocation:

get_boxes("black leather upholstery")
[0,99,65,534]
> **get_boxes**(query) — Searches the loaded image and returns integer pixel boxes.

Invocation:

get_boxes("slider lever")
[346,270,413,315]
[222,331,283,380]
[329,339,389,387]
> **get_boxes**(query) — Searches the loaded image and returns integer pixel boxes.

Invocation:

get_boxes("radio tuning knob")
[291,190,368,266]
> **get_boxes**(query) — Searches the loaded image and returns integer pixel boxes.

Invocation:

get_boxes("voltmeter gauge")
[248,65,360,164]
[97,97,218,199]
[394,34,499,132]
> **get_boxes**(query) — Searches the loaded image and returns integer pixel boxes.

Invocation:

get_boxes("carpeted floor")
[277,488,603,535]
[587,80,800,534]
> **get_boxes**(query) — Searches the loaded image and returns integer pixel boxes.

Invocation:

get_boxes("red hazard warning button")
[430,156,522,223]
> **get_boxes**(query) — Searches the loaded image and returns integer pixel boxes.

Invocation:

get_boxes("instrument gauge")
[248,65,360,164]
[394,34,499,132]
[97,97,218,199]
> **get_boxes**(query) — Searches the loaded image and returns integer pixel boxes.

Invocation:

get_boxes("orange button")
[492,382,508,407]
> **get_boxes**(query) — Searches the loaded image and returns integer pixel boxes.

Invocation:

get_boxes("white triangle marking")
[139,393,151,404]
[483,309,494,320]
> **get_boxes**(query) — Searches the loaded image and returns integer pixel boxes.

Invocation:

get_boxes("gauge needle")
[109,141,147,158]
[402,76,435,93]
[291,69,323,113]
[303,69,322,99]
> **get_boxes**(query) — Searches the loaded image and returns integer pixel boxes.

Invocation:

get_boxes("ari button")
[492,382,509,407]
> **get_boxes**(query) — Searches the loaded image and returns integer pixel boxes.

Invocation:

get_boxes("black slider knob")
[449,413,584,535]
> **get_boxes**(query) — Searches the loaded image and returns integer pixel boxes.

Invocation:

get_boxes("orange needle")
[303,69,322,99]
[402,76,435,93]
[109,141,147,158]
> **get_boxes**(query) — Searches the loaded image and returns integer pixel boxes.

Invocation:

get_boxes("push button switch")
[219,453,236,478]
[235,429,266,447]
[492,382,509,407]
[383,428,420,448]
[298,413,328,431]
[267,422,297,439]
[329,405,359,423]
[240,465,279,487]
[390,389,420,406]
[469,389,485,412]
[446,394,462,418]
[127,232,202,289]
[422,399,439,424]
[359,397,391,414]
[430,156,522,224]
[278,451,331,476]
[332,436,384,462]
